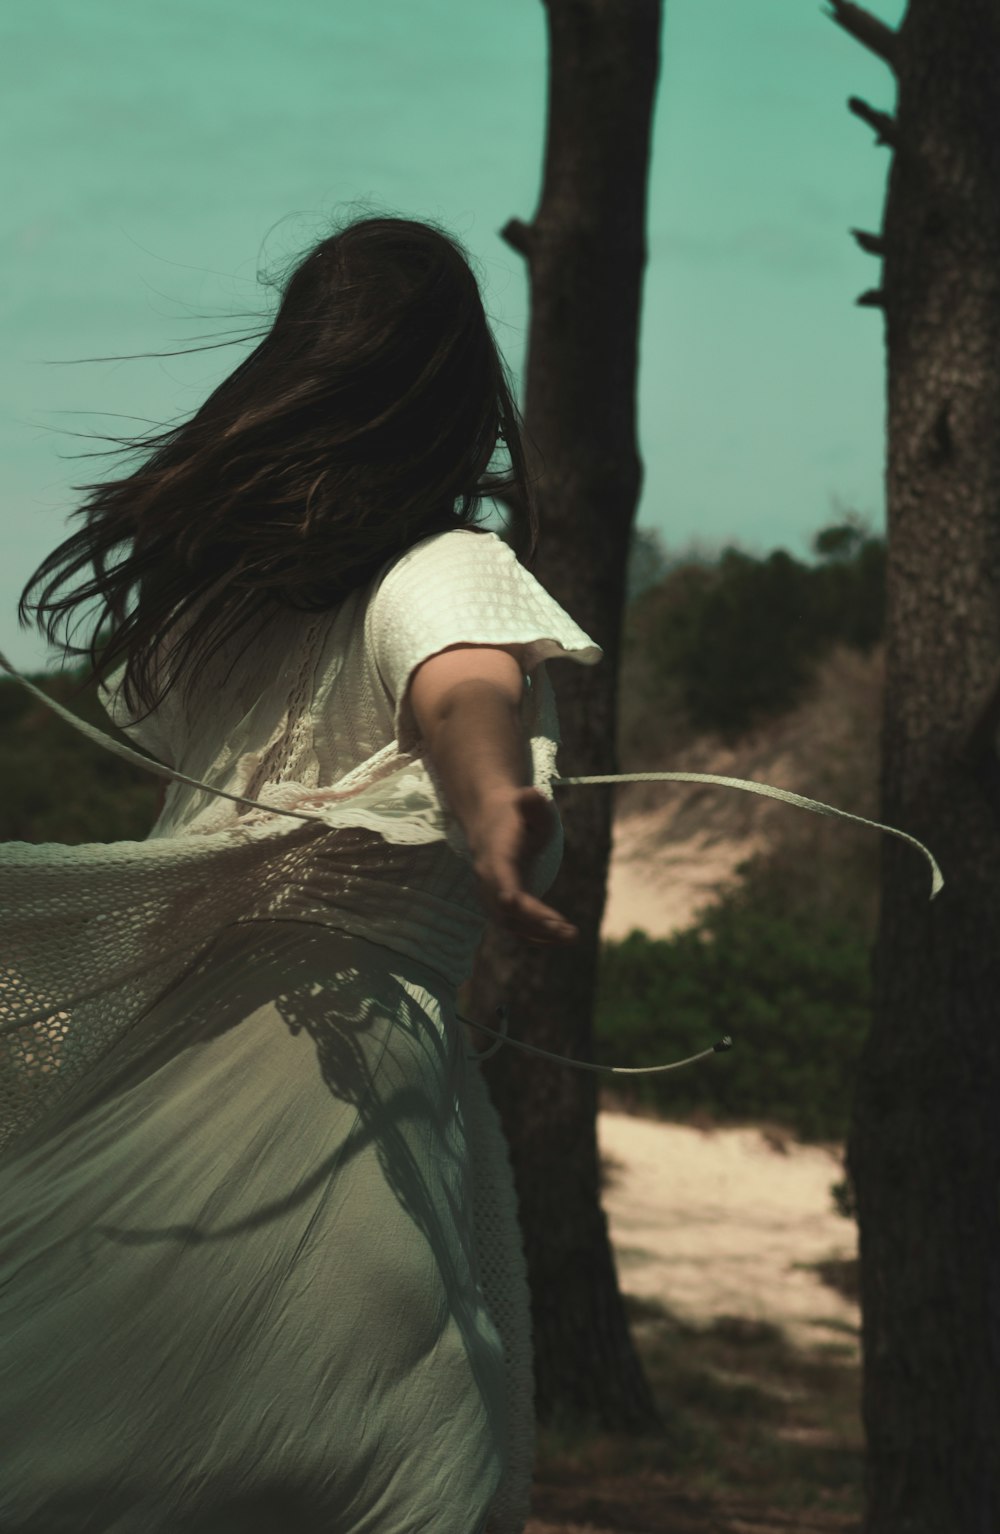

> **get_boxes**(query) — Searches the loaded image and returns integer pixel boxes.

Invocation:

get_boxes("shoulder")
[374,526,514,591]
[367,528,528,627]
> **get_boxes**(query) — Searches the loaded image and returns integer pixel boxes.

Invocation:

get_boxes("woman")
[0,213,603,1533]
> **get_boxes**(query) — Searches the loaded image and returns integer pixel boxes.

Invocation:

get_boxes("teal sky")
[2,0,906,674]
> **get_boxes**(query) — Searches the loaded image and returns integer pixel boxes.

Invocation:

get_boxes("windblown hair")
[18,211,539,726]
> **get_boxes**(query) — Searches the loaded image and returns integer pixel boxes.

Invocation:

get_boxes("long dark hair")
[17,211,539,724]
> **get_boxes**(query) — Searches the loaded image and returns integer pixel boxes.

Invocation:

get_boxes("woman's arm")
[409,644,531,838]
[409,644,577,944]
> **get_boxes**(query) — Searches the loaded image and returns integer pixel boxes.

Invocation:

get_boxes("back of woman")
[0,214,602,1534]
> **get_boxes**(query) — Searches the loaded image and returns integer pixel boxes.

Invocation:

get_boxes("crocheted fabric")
[0,526,603,1534]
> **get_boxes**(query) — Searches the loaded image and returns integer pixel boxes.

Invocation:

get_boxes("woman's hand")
[468,786,579,945]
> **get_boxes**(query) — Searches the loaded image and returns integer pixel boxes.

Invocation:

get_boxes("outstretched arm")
[409,643,578,946]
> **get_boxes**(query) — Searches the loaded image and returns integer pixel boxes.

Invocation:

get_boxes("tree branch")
[851,227,886,257]
[849,95,899,148]
[500,218,536,259]
[857,288,886,308]
[825,0,899,72]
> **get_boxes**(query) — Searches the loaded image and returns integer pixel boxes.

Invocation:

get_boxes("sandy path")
[596,736,863,1355]
[598,1111,859,1355]
[600,811,768,942]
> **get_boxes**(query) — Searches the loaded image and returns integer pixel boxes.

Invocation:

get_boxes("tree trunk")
[468,0,664,1431]
[832,2,1000,1527]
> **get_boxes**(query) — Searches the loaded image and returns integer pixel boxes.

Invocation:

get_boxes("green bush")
[594,876,873,1143]
[637,520,885,742]
[0,665,159,844]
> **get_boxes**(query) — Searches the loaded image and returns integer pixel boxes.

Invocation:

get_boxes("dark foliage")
[632,518,885,742]
[594,873,873,1144]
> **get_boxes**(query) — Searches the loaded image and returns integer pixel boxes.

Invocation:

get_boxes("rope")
[456,769,943,1074]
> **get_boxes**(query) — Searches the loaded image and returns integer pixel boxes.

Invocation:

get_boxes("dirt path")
[598,1112,858,1356]
[524,1114,862,1533]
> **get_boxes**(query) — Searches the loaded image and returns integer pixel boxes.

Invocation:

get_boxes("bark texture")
[832,1,1000,1527]
[468,0,664,1431]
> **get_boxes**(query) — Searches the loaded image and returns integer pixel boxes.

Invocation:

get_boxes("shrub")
[594,876,873,1143]
[633,520,885,743]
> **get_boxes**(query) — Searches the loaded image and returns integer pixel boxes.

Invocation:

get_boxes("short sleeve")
[366,528,604,752]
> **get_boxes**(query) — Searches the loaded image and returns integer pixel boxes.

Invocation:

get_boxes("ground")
[525,647,875,1529]
[525,1110,862,1533]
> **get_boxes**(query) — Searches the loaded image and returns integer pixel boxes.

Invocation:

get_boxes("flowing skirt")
[0,919,515,1533]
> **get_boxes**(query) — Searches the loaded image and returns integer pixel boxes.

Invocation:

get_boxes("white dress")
[0,524,944,1533]
[0,527,604,1534]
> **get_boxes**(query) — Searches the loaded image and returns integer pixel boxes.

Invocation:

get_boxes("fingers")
[492,887,579,945]
[524,925,579,946]
[470,792,573,943]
